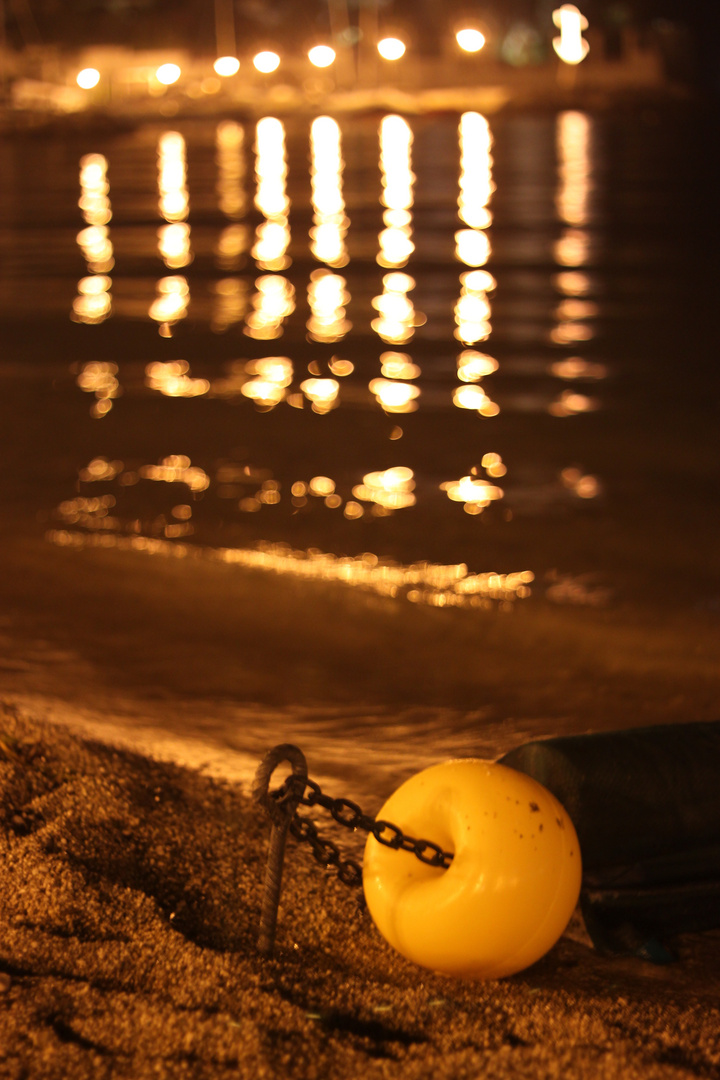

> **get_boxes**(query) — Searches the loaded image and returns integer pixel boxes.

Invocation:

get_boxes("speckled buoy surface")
[363,759,581,979]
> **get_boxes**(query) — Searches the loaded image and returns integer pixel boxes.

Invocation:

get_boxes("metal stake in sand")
[252,743,308,956]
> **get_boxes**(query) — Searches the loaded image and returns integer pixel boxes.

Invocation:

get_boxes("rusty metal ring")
[252,743,308,827]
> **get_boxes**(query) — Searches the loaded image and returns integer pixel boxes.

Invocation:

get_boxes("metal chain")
[272,773,454,890]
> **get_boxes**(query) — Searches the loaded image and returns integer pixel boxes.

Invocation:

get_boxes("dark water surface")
[0,105,716,606]
[0,104,717,797]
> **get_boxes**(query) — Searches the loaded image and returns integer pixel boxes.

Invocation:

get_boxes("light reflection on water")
[6,109,629,600]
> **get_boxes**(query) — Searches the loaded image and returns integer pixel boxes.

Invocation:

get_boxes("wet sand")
[2,703,719,1080]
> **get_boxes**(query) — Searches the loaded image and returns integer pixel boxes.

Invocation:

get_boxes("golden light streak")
[307,270,351,341]
[210,277,249,332]
[244,275,295,339]
[72,275,112,325]
[458,112,494,230]
[378,115,414,268]
[368,378,420,413]
[451,384,499,416]
[371,272,419,344]
[76,225,114,273]
[47,529,533,608]
[76,361,120,418]
[145,360,210,398]
[309,116,348,268]
[157,131,189,223]
[157,222,193,268]
[556,111,592,227]
[299,377,340,413]
[149,275,189,331]
[548,390,600,416]
[216,120,247,221]
[240,355,293,407]
[456,349,498,381]
[353,466,416,510]
[139,455,210,492]
[79,154,111,226]
[380,352,420,379]
[253,117,290,270]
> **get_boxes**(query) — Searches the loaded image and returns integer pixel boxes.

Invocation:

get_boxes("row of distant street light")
[76,5,589,91]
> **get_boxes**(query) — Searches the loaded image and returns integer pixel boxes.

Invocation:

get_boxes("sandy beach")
[1,702,719,1079]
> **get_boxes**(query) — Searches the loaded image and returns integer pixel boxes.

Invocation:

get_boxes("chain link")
[271,774,454,890]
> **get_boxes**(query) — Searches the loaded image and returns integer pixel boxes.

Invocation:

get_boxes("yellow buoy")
[363,759,581,979]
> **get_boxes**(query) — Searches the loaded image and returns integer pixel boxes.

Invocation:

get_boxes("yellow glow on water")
[157,222,192,268]
[455,274,493,345]
[548,390,600,416]
[306,270,351,341]
[550,321,595,344]
[550,357,607,379]
[555,298,598,320]
[215,224,250,270]
[309,475,335,496]
[245,275,295,339]
[254,118,288,216]
[452,384,499,416]
[145,360,209,398]
[561,467,600,498]
[251,220,291,270]
[553,227,590,267]
[329,357,354,377]
[458,113,494,230]
[210,276,249,332]
[369,378,420,413]
[77,361,120,417]
[377,37,405,60]
[76,67,100,89]
[553,270,591,295]
[149,275,189,331]
[216,121,247,221]
[457,349,498,381]
[310,116,348,268]
[72,275,112,324]
[380,352,420,379]
[300,377,340,413]
[308,45,336,68]
[378,115,414,268]
[79,154,111,226]
[248,356,293,384]
[239,355,291,407]
[76,225,114,273]
[140,455,210,492]
[454,229,490,267]
[253,51,280,73]
[353,466,416,510]
[441,474,503,508]
[47,528,532,608]
[371,273,418,344]
[456,28,485,52]
[556,111,592,228]
[214,55,240,77]
[552,4,590,64]
[253,117,290,270]
[157,131,189,223]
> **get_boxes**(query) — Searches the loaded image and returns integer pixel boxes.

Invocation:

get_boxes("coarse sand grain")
[1,702,719,1080]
